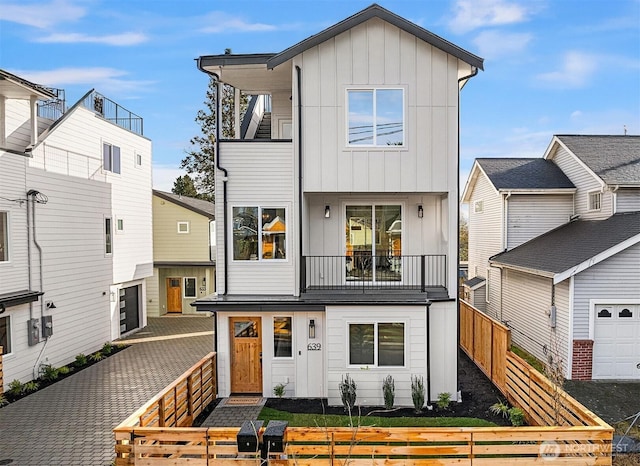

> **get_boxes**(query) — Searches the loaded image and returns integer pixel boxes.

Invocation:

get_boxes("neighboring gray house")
[462,135,640,380]
[193,4,484,405]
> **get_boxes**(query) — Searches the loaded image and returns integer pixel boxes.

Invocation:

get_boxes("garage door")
[593,304,640,379]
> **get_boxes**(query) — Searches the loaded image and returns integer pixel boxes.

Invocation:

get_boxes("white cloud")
[199,12,277,34]
[449,0,533,34]
[535,51,598,89]
[472,30,532,59]
[35,32,148,46]
[11,67,156,96]
[570,110,583,119]
[153,165,186,192]
[0,0,85,29]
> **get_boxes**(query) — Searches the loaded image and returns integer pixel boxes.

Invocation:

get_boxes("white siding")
[3,100,34,151]
[550,145,612,219]
[507,195,574,248]
[572,242,640,340]
[297,18,461,194]
[216,141,295,295]
[501,269,570,374]
[325,303,457,406]
[616,188,640,213]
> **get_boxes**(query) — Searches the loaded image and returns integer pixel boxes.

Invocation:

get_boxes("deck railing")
[303,254,446,292]
[81,91,143,136]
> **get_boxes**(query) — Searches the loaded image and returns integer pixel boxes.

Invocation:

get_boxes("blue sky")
[1,0,639,192]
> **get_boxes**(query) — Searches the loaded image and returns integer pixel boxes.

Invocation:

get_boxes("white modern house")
[0,69,152,388]
[462,135,640,380]
[192,4,483,406]
[147,190,216,316]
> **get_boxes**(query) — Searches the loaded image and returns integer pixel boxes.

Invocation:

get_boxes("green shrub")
[489,399,510,418]
[508,407,525,426]
[339,374,357,412]
[75,353,88,366]
[102,342,113,355]
[411,375,425,413]
[273,382,286,398]
[8,379,24,396]
[89,351,104,362]
[436,392,452,410]
[382,375,395,409]
[58,365,71,376]
[0,395,8,407]
[22,381,39,393]
[39,363,59,382]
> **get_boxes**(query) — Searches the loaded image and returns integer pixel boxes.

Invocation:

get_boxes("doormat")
[225,397,264,406]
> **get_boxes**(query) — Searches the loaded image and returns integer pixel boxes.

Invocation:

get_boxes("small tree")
[339,374,357,413]
[382,375,395,409]
[172,174,200,198]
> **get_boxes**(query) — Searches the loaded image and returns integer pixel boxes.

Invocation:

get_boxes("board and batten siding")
[550,145,613,219]
[3,168,113,386]
[216,141,295,295]
[506,195,574,249]
[152,195,212,262]
[616,188,640,213]
[297,17,463,194]
[501,269,570,375]
[572,242,640,340]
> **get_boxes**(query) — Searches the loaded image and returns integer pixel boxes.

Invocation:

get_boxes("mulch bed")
[265,349,511,425]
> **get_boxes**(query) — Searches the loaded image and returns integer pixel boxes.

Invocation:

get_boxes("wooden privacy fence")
[113,425,612,465]
[114,352,216,462]
[459,300,611,429]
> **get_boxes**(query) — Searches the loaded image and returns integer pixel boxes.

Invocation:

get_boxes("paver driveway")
[0,315,213,466]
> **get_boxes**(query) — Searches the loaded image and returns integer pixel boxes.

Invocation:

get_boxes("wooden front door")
[166,278,182,313]
[230,317,262,394]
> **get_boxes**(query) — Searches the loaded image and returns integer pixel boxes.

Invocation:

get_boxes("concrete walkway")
[0,315,214,466]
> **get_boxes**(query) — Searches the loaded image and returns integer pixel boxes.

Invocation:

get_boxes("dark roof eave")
[154,261,215,268]
[0,290,44,310]
[153,190,215,219]
[267,4,484,70]
[197,54,276,69]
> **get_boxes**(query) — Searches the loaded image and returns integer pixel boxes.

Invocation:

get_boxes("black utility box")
[237,420,264,452]
[263,420,288,453]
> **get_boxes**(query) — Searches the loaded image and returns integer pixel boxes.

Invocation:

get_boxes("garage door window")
[597,308,612,318]
[620,308,633,318]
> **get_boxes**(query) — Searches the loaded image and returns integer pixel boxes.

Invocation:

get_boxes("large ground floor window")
[348,322,404,367]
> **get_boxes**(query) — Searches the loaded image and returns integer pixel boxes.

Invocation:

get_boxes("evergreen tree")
[180,69,248,202]
[171,174,199,198]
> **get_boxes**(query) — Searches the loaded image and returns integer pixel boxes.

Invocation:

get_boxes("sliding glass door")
[345,204,402,283]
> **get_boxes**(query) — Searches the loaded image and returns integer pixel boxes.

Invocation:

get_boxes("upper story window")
[233,207,287,261]
[177,222,190,234]
[474,200,484,213]
[116,219,124,232]
[588,191,601,211]
[347,89,404,147]
[103,143,121,174]
[136,153,143,167]
[0,212,8,262]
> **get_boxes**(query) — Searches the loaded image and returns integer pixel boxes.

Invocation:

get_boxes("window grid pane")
[184,278,196,298]
[274,317,292,358]
[105,218,112,254]
[0,212,7,262]
[233,207,259,260]
[262,208,286,259]
[349,324,374,365]
[378,323,404,366]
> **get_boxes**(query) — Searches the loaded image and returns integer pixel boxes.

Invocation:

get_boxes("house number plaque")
[307,343,322,351]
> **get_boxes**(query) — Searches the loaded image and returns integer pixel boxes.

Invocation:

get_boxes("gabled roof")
[0,68,55,100]
[153,190,215,219]
[464,276,486,290]
[267,4,483,70]
[461,157,575,202]
[489,211,640,284]
[548,135,640,186]
[198,4,483,71]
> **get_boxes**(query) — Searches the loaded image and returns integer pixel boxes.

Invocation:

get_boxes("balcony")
[302,255,447,294]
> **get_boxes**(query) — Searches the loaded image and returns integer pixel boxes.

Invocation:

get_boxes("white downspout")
[502,192,511,250]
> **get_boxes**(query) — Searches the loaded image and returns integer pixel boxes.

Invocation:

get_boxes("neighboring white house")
[147,190,216,316]
[462,135,640,380]
[192,4,483,406]
[0,69,152,388]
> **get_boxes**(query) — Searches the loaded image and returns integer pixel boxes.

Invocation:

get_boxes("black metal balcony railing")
[303,255,447,292]
[81,91,143,136]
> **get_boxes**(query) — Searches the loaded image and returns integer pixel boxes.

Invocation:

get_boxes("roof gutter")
[197,59,228,295]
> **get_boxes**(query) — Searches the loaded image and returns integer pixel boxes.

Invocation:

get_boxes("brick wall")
[572,339,594,380]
